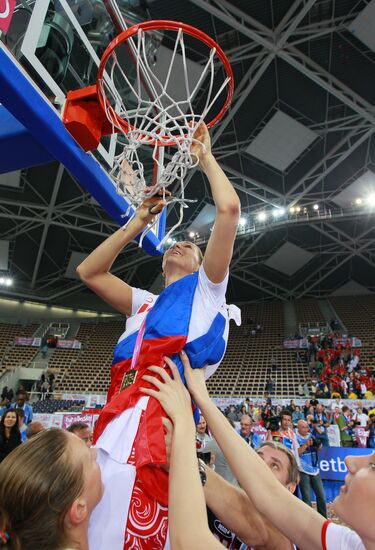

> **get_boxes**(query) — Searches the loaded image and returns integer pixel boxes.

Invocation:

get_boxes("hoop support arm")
[62,85,116,151]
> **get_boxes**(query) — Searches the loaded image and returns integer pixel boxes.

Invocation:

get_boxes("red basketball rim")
[97,19,234,147]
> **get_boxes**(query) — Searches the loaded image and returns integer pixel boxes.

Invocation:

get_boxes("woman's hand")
[140,355,194,429]
[190,122,213,168]
[135,187,170,226]
[181,351,211,406]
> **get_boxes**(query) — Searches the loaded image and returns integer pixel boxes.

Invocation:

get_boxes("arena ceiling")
[1,0,375,311]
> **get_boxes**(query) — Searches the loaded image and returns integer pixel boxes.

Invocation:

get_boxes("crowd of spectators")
[219,397,375,449]
[0,353,374,547]
[193,396,375,530]
[1,322,375,547]
[307,335,375,399]
[192,397,375,542]
[0,385,93,464]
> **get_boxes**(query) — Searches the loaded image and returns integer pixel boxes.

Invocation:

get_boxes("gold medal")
[120,370,136,391]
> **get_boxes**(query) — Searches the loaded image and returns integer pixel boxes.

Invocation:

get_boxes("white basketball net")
[98,26,231,249]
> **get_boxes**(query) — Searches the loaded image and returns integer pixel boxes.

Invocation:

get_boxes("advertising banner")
[326,425,341,447]
[57,339,82,349]
[61,413,95,430]
[283,338,308,349]
[354,426,369,448]
[318,447,373,481]
[15,337,41,347]
[332,336,362,348]
[34,413,95,430]
[212,397,375,410]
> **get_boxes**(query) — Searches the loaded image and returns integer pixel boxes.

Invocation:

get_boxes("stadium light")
[355,198,362,205]
[367,194,375,207]
[296,206,301,213]
[313,204,319,210]
[188,231,195,238]
[239,217,247,226]
[257,212,267,222]
[289,207,295,214]
[0,277,12,286]
[273,207,285,217]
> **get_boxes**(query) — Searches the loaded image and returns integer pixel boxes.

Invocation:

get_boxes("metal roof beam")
[191,1,375,126]
[222,164,284,200]
[313,222,375,269]
[211,51,275,146]
[286,126,375,204]
[230,233,265,270]
[167,48,277,220]
[0,221,43,240]
[289,225,375,298]
[231,263,290,295]
[214,0,273,35]
[278,46,375,125]
[47,253,158,301]
[275,0,319,49]
[30,165,64,289]
[230,271,287,300]
[1,250,155,302]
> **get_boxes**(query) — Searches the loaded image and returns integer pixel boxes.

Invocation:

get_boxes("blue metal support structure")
[0,43,165,256]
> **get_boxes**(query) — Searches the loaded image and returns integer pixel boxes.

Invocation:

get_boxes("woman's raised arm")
[76,193,167,315]
[192,123,240,284]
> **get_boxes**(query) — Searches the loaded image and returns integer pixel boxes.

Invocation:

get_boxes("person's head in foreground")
[67,422,93,448]
[256,441,299,492]
[0,428,102,550]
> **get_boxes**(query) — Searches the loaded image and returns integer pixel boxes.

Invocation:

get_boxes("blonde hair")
[0,429,84,550]
[193,243,204,264]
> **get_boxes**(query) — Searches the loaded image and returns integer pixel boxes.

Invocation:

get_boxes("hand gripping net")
[97,21,233,249]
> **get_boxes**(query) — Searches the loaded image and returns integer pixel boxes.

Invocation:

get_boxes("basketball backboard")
[0,0,166,255]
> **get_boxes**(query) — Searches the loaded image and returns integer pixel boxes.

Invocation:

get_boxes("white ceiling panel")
[187,204,216,234]
[64,251,88,279]
[245,110,317,172]
[0,171,21,188]
[331,280,371,296]
[264,241,314,276]
[332,170,375,208]
[349,0,375,53]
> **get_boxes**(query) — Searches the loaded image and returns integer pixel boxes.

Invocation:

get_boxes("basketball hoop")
[63,20,234,249]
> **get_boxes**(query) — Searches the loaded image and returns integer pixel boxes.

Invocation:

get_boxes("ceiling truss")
[1,0,375,305]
